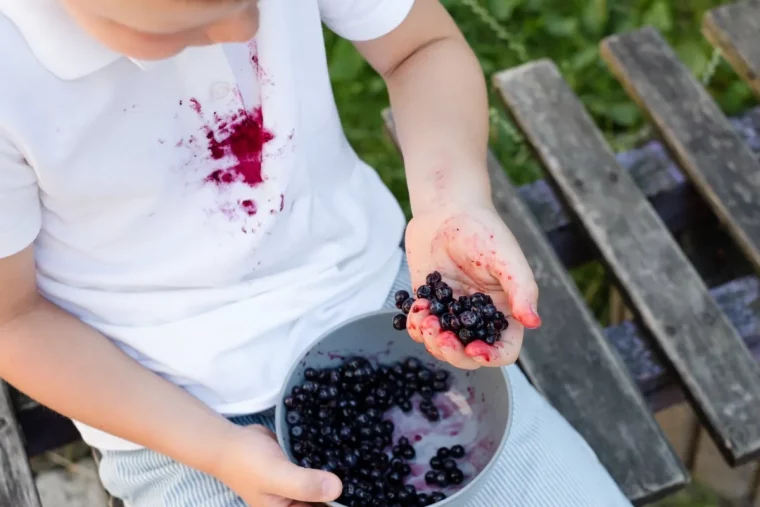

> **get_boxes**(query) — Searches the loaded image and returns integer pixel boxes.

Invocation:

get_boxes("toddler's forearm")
[0,297,237,476]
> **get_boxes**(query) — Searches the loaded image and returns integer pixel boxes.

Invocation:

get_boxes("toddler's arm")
[0,246,342,504]
[0,246,236,473]
[354,0,541,368]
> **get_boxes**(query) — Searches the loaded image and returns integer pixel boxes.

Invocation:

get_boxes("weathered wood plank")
[601,26,760,276]
[605,276,760,412]
[494,58,760,466]
[0,381,41,507]
[383,111,687,505]
[703,0,760,96]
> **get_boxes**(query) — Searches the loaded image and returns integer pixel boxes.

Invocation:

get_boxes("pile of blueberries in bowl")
[276,273,513,507]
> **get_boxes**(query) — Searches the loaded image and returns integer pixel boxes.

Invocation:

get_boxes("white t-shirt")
[0,0,411,450]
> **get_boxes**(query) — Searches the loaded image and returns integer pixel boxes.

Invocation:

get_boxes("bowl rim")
[274,308,514,506]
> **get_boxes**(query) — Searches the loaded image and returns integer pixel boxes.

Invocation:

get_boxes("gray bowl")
[275,309,512,507]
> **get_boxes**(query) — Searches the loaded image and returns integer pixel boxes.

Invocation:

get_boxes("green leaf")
[606,102,641,126]
[544,15,578,37]
[328,39,365,83]
[642,1,673,33]
[675,40,708,75]
[568,46,599,71]
[582,0,609,35]
[488,0,522,20]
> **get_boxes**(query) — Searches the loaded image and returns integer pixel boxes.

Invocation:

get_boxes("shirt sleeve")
[318,0,416,41]
[0,134,41,258]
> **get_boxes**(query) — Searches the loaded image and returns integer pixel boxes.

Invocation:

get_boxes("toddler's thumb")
[263,454,343,502]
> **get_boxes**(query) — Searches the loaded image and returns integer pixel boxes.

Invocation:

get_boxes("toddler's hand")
[405,205,540,370]
[214,424,342,507]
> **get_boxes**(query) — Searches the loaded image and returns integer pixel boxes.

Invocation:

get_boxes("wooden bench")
[3,1,760,505]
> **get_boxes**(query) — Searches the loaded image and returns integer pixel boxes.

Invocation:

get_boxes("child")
[0,0,631,505]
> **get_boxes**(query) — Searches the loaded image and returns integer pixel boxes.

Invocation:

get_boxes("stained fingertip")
[514,303,541,329]
[435,331,461,351]
[464,341,496,364]
[420,315,441,337]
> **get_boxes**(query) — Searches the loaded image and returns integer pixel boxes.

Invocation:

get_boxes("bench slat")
[601,26,760,280]
[703,0,760,95]
[494,59,760,466]
[0,382,41,507]
[382,111,687,505]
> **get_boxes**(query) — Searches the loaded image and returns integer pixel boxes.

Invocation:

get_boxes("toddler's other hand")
[214,424,342,507]
[405,205,540,370]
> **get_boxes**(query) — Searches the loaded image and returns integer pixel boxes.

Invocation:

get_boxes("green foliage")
[325,0,756,321]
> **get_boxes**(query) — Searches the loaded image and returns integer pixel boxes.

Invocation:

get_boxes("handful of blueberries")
[283,356,468,506]
[392,271,509,346]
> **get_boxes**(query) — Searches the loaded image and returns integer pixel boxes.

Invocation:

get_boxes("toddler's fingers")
[406,299,430,343]
[436,331,481,370]
[420,314,446,361]
[494,266,540,330]
[248,431,342,503]
[464,318,523,367]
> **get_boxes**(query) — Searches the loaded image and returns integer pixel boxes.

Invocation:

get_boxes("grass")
[325,0,757,323]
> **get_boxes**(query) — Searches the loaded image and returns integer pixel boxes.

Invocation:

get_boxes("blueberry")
[429,300,447,316]
[475,328,487,340]
[471,292,488,306]
[416,285,433,299]
[442,458,457,471]
[425,470,437,484]
[485,334,497,345]
[401,297,415,314]
[432,380,447,392]
[450,444,465,458]
[394,290,410,308]
[417,493,430,505]
[401,463,411,476]
[459,311,479,329]
[420,385,434,399]
[304,368,318,380]
[482,304,498,320]
[448,301,464,315]
[458,295,472,309]
[430,491,447,502]
[439,313,461,332]
[398,436,409,446]
[404,357,421,371]
[283,396,296,409]
[392,445,403,457]
[448,468,464,485]
[290,425,304,439]
[435,285,454,303]
[434,471,449,488]
[401,445,415,460]
[392,314,407,330]
[383,420,395,434]
[426,272,442,285]
[457,328,473,344]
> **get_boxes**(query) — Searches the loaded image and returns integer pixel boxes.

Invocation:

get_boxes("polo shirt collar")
[0,0,152,80]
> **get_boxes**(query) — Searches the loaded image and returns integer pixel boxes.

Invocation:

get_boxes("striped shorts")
[97,255,631,507]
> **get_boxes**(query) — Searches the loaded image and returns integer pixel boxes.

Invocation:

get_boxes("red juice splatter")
[189,98,202,114]
[240,199,257,216]
[201,106,275,189]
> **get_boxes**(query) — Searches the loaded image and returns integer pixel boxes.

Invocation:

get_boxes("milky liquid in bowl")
[275,310,512,506]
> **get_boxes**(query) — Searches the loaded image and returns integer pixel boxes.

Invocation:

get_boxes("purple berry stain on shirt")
[185,96,276,219]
